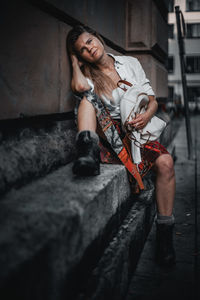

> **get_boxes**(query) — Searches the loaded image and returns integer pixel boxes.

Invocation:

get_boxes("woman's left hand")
[128,112,150,130]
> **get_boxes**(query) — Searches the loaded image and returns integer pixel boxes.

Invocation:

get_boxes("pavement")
[126,115,200,300]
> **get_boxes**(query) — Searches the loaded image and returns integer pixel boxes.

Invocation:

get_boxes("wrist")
[72,61,80,69]
[143,110,151,120]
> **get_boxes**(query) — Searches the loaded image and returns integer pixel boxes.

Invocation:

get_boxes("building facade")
[0,0,169,120]
[168,0,200,111]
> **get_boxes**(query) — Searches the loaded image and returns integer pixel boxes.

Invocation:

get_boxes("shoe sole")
[72,159,100,176]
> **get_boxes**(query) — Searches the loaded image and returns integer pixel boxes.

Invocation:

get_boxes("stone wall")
[0,0,169,120]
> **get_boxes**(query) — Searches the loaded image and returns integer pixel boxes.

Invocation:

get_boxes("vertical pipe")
[175,6,193,159]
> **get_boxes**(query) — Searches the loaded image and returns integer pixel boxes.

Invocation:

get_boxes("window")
[187,87,200,102]
[186,56,200,73]
[169,0,174,12]
[168,56,174,73]
[186,23,200,38]
[168,86,174,101]
[186,0,200,11]
[168,24,174,39]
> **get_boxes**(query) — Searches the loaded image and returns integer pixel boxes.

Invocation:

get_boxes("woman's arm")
[70,54,90,93]
[127,58,158,130]
[129,95,158,130]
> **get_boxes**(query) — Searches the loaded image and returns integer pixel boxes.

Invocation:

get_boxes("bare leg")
[73,97,100,176]
[154,154,176,216]
[77,96,97,132]
[153,154,176,266]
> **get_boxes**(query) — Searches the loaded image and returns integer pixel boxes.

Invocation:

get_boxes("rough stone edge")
[75,183,155,300]
[0,163,131,290]
[0,120,77,196]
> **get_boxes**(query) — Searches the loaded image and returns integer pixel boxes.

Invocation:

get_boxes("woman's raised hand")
[70,54,90,93]
[71,54,83,68]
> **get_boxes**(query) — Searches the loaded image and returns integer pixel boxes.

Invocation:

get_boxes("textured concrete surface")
[0,162,131,299]
[75,178,156,300]
[0,1,75,119]
[0,114,178,300]
[0,120,76,195]
[46,0,126,48]
[126,115,200,300]
[1,0,168,120]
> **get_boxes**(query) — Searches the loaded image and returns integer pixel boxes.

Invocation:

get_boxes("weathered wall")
[0,0,124,120]
[46,0,126,47]
[126,0,168,98]
[0,0,168,121]
[0,1,74,120]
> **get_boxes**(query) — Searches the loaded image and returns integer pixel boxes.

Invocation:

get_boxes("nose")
[86,45,92,52]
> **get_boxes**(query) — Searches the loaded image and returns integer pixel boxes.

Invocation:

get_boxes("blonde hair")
[67,25,116,98]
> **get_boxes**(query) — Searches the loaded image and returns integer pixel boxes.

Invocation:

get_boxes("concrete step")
[0,114,181,299]
[0,162,130,299]
[75,180,155,300]
[0,120,77,196]
[0,158,155,300]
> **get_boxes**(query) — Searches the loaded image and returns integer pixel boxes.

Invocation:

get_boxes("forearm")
[71,60,90,93]
[145,95,158,120]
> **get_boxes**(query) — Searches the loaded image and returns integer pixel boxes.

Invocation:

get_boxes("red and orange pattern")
[98,119,168,192]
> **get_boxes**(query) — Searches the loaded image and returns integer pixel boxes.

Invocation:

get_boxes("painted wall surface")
[0,0,124,120]
[0,1,74,119]
[46,0,126,48]
[126,0,168,54]
[126,0,168,98]
[0,0,168,120]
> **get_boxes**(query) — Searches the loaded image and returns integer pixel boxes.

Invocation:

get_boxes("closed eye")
[80,38,93,53]
[87,39,92,44]
[80,47,86,54]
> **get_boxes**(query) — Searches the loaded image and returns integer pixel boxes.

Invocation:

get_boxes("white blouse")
[75,54,155,119]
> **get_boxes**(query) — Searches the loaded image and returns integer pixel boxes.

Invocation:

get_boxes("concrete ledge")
[75,177,155,300]
[0,120,77,195]
[0,162,131,299]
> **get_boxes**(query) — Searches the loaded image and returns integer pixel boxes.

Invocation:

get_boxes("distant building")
[168,0,200,111]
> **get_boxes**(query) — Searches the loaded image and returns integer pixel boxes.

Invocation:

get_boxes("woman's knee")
[155,154,175,178]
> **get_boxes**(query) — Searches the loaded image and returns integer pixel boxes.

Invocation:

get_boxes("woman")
[67,25,176,266]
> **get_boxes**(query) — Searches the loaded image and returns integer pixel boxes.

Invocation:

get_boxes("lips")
[91,49,97,57]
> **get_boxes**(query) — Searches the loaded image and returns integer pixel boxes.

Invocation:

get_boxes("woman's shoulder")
[109,53,139,65]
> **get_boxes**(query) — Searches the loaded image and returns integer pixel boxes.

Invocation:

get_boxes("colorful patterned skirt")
[97,119,169,192]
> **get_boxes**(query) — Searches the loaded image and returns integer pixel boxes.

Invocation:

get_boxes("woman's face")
[74,32,105,63]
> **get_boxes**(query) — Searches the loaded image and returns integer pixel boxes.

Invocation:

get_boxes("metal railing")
[175,5,193,159]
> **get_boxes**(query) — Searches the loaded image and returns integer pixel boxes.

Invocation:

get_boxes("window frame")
[186,0,200,12]
[186,23,200,38]
[186,56,200,74]
[187,86,200,102]
[168,24,174,39]
[168,56,174,74]
[168,86,174,101]
[168,0,174,13]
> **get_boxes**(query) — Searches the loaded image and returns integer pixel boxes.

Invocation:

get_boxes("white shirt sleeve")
[128,57,155,96]
[86,78,95,91]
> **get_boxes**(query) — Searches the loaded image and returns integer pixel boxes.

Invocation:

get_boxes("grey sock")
[76,130,99,143]
[156,213,175,225]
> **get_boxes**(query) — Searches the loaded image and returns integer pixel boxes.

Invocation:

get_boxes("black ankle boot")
[155,222,176,266]
[72,131,100,176]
